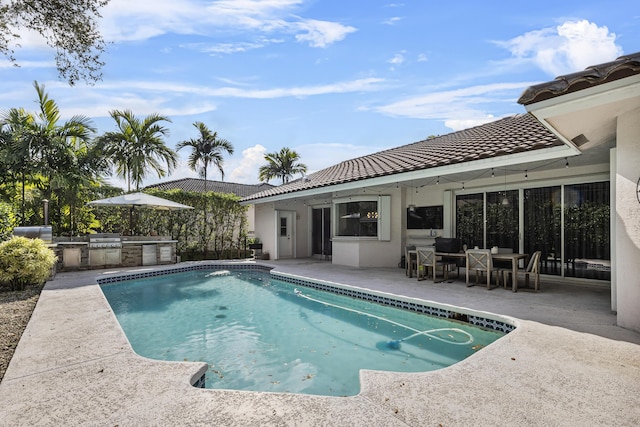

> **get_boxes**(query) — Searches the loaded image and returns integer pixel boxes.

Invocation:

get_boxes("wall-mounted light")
[565,157,569,168]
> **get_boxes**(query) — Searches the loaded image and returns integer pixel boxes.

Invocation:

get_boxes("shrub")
[0,202,17,242]
[0,236,57,291]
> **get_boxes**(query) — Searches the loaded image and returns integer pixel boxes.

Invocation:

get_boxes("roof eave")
[240,145,576,205]
[522,75,640,149]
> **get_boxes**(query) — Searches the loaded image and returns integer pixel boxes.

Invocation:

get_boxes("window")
[455,193,484,249]
[336,200,378,237]
[454,180,610,281]
[524,186,561,276]
[486,190,519,250]
[407,205,444,229]
[564,182,610,280]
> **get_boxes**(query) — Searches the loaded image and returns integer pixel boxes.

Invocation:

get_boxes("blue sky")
[1,0,639,188]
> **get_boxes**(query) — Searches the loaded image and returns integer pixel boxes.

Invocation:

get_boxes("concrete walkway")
[1,260,639,426]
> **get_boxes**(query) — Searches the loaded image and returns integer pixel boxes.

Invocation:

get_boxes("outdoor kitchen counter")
[121,240,178,244]
[54,237,179,270]
[120,238,178,267]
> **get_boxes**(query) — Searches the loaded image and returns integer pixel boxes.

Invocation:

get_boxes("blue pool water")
[101,269,504,396]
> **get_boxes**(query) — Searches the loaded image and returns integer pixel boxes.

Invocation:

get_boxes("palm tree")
[176,122,234,191]
[0,107,35,222]
[97,110,177,192]
[1,82,97,227]
[258,147,308,184]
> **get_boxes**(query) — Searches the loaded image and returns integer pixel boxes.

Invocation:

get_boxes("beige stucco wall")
[253,203,276,258]
[253,201,312,260]
[251,161,612,272]
[615,107,640,331]
[332,188,403,268]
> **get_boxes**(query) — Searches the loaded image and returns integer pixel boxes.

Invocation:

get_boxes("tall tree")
[0,0,109,85]
[1,81,97,228]
[0,107,35,221]
[259,147,308,184]
[176,122,234,191]
[97,110,177,192]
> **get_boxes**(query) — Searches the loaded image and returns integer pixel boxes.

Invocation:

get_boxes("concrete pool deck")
[1,259,639,426]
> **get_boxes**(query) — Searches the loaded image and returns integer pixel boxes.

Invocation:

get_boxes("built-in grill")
[88,237,122,248]
[13,226,53,243]
[88,235,122,266]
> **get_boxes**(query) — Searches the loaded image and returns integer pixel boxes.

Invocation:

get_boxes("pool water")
[101,269,504,396]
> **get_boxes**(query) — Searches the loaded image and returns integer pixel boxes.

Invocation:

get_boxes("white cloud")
[94,77,384,99]
[372,82,534,131]
[101,0,355,49]
[0,59,54,69]
[383,17,403,25]
[417,53,428,62]
[497,20,623,76]
[293,19,357,48]
[18,76,384,122]
[388,52,406,66]
[228,144,268,183]
[195,41,267,54]
[445,115,496,132]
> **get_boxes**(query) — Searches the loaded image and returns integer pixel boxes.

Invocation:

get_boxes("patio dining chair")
[416,246,448,282]
[466,249,498,289]
[504,251,542,292]
[404,245,417,277]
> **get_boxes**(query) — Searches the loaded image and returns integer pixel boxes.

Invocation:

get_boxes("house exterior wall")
[331,188,403,268]
[615,108,640,331]
[253,201,312,260]
[251,161,612,273]
[254,203,276,259]
[246,204,256,235]
[293,203,310,258]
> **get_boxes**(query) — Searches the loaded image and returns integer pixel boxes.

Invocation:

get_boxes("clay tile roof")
[242,113,562,202]
[144,178,274,198]
[518,51,640,105]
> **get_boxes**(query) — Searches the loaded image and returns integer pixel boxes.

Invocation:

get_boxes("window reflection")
[454,181,610,281]
[337,201,378,237]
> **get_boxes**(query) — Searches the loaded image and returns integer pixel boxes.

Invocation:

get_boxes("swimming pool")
[100,265,508,396]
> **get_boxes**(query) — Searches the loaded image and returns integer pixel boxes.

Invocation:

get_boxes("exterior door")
[277,211,294,259]
[312,207,331,258]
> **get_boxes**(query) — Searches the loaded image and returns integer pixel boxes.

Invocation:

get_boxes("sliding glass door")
[564,182,610,280]
[524,186,561,276]
[455,180,610,281]
[312,207,331,258]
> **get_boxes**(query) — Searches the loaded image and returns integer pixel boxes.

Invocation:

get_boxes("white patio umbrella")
[87,192,193,234]
[86,192,194,211]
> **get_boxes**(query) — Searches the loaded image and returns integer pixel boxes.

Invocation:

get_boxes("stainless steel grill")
[13,226,53,243]
[88,237,122,248]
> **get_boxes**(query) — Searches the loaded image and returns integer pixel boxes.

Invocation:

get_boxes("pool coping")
[1,261,639,425]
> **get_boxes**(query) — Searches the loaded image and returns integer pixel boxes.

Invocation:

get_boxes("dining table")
[433,250,529,292]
